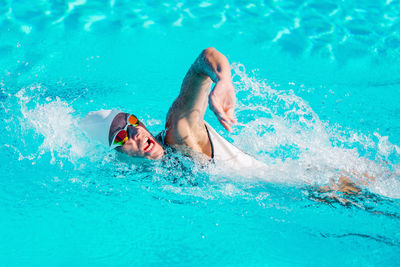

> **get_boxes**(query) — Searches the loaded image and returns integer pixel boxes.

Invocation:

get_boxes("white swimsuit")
[157,121,268,171]
[204,122,268,171]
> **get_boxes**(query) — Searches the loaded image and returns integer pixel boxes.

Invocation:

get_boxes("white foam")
[15,84,102,166]
[10,71,399,199]
[227,63,400,198]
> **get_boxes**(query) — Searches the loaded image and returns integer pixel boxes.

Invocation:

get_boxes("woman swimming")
[81,47,266,170]
[81,47,372,197]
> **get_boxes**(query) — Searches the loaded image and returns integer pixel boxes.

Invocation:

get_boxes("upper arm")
[169,48,219,122]
[164,49,216,151]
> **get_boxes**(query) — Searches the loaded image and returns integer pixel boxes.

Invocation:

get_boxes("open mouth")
[143,137,155,153]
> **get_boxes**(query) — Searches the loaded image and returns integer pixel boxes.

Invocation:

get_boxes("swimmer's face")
[109,113,164,160]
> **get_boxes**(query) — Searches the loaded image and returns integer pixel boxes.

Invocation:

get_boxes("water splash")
[229,63,400,198]
[11,83,96,167]
[3,66,399,199]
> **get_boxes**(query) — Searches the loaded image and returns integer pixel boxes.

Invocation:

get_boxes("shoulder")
[165,119,208,148]
[163,118,213,158]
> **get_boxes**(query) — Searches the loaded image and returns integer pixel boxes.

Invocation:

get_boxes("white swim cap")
[80,109,123,146]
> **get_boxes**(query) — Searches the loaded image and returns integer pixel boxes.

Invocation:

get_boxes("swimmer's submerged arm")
[165,47,236,152]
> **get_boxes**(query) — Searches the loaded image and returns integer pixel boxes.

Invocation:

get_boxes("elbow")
[202,47,217,58]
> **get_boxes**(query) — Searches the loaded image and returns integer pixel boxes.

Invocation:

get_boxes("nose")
[127,125,139,139]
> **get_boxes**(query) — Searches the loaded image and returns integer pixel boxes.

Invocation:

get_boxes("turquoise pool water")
[1,0,400,266]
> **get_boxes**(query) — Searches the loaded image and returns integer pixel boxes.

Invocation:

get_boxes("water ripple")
[1,0,400,60]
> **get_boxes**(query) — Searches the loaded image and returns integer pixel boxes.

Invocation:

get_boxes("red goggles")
[110,114,140,149]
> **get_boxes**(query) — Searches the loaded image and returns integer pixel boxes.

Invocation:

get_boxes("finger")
[211,102,223,116]
[213,110,224,121]
[209,100,222,116]
[226,108,236,123]
[218,115,233,132]
[219,119,232,132]
[218,110,230,124]
[218,109,234,125]
[211,105,226,121]
[209,99,233,130]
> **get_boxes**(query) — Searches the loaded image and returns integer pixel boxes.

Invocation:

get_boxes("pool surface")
[1,0,400,266]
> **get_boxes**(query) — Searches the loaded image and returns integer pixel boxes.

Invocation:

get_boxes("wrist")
[214,79,232,89]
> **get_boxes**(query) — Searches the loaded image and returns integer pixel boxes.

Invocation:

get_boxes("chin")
[148,151,163,160]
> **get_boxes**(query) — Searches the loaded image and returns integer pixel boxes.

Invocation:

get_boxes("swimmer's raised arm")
[199,48,237,131]
[164,48,236,155]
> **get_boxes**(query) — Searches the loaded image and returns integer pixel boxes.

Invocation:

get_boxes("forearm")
[171,48,230,114]
[192,47,231,83]
[166,48,235,134]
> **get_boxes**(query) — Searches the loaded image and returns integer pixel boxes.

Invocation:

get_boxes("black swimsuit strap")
[204,123,214,159]
[155,129,167,148]
[156,123,214,159]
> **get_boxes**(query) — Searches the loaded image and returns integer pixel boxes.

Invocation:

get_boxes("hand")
[209,80,237,132]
